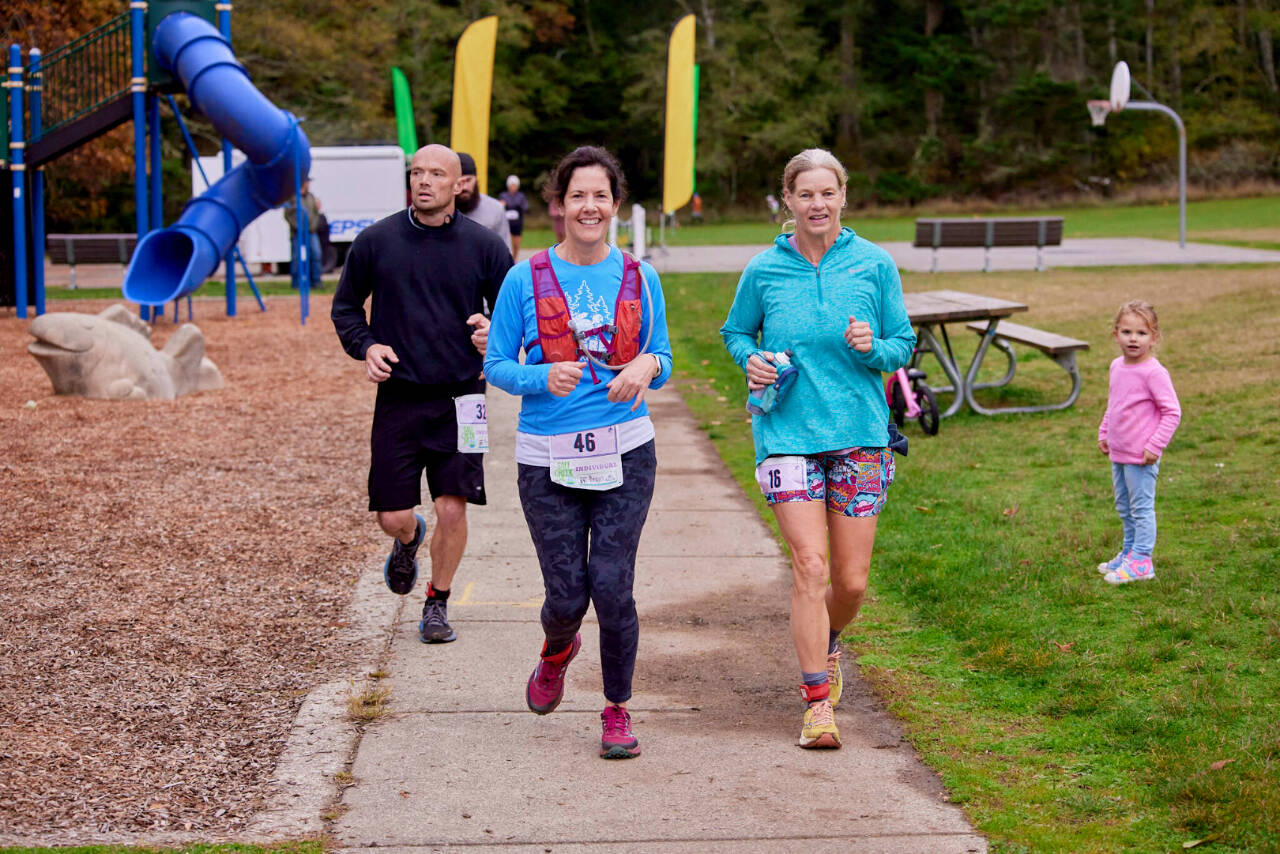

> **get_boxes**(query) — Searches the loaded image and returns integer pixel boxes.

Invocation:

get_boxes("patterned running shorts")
[761,447,895,517]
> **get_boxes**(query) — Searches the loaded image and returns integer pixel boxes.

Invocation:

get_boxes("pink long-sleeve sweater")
[1098,356,1182,464]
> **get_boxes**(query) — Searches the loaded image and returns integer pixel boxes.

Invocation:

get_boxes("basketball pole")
[1123,101,1186,249]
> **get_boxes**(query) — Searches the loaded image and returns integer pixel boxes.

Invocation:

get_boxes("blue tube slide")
[123,12,310,305]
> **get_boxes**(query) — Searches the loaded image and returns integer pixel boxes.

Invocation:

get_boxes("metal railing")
[35,12,131,137]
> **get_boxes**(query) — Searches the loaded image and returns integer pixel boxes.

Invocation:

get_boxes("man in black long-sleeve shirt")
[332,144,512,644]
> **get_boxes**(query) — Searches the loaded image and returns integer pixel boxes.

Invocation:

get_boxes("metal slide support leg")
[915,324,967,419]
[29,48,45,316]
[219,1,236,316]
[130,3,149,320]
[9,46,29,320]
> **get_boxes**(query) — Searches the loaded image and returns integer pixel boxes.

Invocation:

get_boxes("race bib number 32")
[454,394,488,453]
[550,426,623,490]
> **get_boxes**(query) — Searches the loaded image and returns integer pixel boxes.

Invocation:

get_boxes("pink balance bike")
[885,361,940,436]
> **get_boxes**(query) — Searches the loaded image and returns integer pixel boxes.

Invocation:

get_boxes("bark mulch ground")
[0,294,383,841]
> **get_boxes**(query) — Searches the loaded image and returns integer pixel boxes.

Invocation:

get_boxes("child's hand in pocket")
[1142,449,1159,465]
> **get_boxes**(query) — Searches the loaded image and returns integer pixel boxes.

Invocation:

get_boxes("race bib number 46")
[454,394,488,453]
[755,455,807,497]
[550,426,623,490]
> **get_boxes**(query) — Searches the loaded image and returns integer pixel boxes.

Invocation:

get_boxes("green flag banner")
[391,67,417,157]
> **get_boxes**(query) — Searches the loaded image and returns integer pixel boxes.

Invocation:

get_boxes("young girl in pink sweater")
[1097,300,1181,584]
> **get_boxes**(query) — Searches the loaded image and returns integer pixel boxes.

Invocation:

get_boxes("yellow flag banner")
[663,14,696,215]
[451,16,498,195]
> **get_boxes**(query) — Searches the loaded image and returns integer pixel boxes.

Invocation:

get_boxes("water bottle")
[746,349,799,415]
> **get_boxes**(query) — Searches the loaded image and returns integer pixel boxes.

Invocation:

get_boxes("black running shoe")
[383,514,425,595]
[419,597,457,643]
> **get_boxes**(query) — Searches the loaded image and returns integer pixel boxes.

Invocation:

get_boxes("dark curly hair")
[543,146,628,206]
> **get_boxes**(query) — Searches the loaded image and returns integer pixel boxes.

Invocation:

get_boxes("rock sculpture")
[27,305,224,399]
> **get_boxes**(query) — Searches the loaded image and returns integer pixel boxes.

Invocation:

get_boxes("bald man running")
[332,144,513,644]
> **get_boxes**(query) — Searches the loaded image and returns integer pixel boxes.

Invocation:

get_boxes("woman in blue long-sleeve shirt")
[721,148,915,751]
[485,146,673,760]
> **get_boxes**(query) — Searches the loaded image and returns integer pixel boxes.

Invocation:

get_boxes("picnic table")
[903,289,1089,417]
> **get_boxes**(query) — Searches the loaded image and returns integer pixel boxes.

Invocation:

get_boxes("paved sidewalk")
[331,386,985,853]
[643,237,1280,274]
[30,236,1279,296]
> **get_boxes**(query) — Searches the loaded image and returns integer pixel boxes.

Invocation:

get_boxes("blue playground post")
[8,45,29,320]
[28,47,45,316]
[292,135,309,325]
[217,1,236,317]
[129,2,150,320]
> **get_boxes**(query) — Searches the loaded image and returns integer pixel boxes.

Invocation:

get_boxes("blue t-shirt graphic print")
[564,278,615,360]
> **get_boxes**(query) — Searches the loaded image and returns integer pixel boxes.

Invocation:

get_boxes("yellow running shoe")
[827,649,843,709]
[798,699,841,749]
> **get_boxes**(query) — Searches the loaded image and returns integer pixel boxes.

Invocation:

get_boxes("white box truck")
[193,145,407,270]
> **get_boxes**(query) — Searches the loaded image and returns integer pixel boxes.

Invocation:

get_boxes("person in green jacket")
[721,148,915,751]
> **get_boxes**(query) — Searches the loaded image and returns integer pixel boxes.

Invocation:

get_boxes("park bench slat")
[966,320,1089,355]
[47,233,138,266]
[913,217,1064,248]
[914,217,1063,272]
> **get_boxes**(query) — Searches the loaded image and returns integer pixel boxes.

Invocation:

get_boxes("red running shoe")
[526,633,581,715]
[600,704,641,759]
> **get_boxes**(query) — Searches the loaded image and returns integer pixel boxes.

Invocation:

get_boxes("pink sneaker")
[1105,553,1156,585]
[526,634,581,715]
[600,704,641,759]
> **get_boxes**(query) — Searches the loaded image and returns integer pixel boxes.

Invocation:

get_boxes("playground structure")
[3,1,313,322]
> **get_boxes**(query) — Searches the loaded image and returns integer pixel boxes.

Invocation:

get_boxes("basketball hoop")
[1087,100,1112,127]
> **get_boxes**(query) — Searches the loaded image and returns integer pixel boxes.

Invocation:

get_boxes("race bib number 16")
[755,455,806,497]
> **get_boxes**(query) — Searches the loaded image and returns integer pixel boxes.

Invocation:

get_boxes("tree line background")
[6,0,1280,231]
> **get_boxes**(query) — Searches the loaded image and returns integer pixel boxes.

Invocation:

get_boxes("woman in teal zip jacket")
[721,149,915,750]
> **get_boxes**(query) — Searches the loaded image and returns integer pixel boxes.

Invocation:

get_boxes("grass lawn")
[663,265,1279,852]
[523,194,1280,250]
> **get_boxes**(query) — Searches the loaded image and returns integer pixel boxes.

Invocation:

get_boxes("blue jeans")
[291,232,322,287]
[1112,460,1159,556]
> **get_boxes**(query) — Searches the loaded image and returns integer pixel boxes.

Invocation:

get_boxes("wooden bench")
[914,217,1063,273]
[964,319,1089,414]
[47,233,138,289]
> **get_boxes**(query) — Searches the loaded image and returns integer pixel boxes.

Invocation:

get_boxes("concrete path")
[644,237,1280,274]
[31,236,1279,295]
[331,387,985,853]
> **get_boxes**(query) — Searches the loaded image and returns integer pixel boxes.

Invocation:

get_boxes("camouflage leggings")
[517,441,656,704]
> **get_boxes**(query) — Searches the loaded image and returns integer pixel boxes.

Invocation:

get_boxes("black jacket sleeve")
[331,234,377,361]
[485,242,514,315]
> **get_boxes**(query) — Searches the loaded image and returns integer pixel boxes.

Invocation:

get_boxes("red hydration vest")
[530,249,643,365]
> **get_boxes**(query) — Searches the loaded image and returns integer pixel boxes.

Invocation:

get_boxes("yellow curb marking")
[453,581,543,608]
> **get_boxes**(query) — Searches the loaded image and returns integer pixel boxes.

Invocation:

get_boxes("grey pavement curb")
[244,550,406,841]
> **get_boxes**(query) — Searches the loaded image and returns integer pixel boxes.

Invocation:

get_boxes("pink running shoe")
[526,634,581,715]
[600,704,641,759]
[1105,553,1156,585]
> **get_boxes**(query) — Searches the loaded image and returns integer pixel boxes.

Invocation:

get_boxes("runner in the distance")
[332,143,512,645]
[721,148,915,750]
[484,146,673,760]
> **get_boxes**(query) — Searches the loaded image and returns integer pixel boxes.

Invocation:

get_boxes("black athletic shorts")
[508,217,523,236]
[368,378,487,511]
